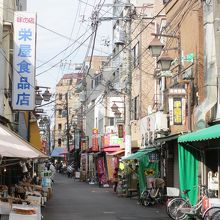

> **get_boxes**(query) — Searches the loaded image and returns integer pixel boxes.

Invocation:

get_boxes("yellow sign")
[145,168,155,176]
[173,98,182,125]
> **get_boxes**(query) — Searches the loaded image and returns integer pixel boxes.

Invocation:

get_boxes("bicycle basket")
[166,187,180,197]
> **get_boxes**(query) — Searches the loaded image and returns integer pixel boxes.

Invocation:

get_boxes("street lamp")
[38,116,51,154]
[35,92,43,105]
[147,37,164,57]
[35,86,52,106]
[157,53,173,71]
[110,101,125,123]
[42,89,52,102]
[111,102,119,113]
[148,33,181,73]
[114,110,122,118]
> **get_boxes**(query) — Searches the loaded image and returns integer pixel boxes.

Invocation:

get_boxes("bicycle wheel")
[203,207,220,220]
[140,191,151,207]
[167,197,191,220]
[211,209,220,220]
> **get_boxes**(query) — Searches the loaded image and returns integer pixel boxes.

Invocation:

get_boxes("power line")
[36,27,91,69]
[36,31,95,76]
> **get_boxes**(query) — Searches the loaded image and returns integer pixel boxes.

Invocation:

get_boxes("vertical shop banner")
[92,128,99,152]
[106,156,119,181]
[97,157,107,184]
[81,136,89,152]
[12,12,36,110]
[173,98,182,125]
[118,124,124,138]
[80,153,88,173]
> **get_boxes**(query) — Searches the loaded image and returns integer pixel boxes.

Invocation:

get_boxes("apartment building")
[54,73,82,149]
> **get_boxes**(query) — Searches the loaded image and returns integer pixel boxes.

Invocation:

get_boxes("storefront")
[0,124,48,219]
[121,147,159,196]
[178,124,220,205]
[156,134,181,188]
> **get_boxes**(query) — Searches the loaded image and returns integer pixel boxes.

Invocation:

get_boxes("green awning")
[121,147,156,160]
[178,124,220,143]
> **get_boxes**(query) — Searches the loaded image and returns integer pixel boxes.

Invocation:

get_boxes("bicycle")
[140,178,165,207]
[166,185,215,220]
[202,206,220,220]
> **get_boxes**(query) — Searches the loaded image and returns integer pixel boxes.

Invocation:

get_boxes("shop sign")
[92,128,99,152]
[117,124,124,138]
[12,12,36,110]
[173,98,182,125]
[81,153,88,173]
[81,136,89,152]
[103,133,123,148]
[171,52,194,66]
[169,97,186,126]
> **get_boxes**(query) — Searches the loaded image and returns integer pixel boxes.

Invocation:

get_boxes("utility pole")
[124,0,132,156]
[0,0,5,116]
[97,1,133,156]
[48,118,51,155]
[66,92,70,153]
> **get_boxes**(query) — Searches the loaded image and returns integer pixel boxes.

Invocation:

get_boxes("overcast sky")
[27,0,112,115]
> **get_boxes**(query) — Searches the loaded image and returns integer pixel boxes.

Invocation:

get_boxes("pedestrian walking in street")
[113,167,119,193]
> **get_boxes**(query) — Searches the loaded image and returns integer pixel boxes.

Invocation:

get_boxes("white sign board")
[12,12,36,110]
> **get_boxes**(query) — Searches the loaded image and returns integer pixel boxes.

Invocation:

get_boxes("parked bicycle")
[140,178,165,206]
[166,185,220,220]
[202,205,220,220]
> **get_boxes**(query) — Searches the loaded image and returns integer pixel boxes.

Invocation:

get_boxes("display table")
[9,204,41,220]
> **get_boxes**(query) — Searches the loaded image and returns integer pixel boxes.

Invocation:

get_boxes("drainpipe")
[195,2,218,130]
[214,0,220,119]
[0,2,5,116]
[213,0,220,198]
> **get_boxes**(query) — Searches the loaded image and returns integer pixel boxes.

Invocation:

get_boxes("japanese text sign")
[92,128,99,152]
[12,12,36,110]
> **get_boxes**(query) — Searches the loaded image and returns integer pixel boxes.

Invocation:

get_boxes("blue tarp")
[50,147,66,157]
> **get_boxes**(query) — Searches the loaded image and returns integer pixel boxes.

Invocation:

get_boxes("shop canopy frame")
[178,124,220,146]
[121,147,157,161]
[178,124,220,206]
[0,124,47,159]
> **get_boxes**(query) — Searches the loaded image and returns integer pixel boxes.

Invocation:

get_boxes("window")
[58,109,62,117]
[91,79,94,89]
[132,42,139,68]
[109,117,114,126]
[132,96,139,120]
[59,93,62,100]
[58,138,62,146]
[58,124,62,130]
[95,77,99,87]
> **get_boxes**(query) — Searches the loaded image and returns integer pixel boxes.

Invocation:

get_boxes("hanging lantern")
[35,92,43,105]
[111,102,119,112]
[42,89,52,102]
[157,53,173,71]
[148,37,164,57]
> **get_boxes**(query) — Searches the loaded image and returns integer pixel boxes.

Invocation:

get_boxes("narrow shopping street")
[42,174,170,220]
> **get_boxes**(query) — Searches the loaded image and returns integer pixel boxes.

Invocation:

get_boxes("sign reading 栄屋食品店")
[12,12,36,110]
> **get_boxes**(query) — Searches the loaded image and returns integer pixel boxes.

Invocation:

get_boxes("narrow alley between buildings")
[42,174,170,220]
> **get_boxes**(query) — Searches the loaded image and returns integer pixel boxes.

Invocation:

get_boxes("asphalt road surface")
[42,173,170,220]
